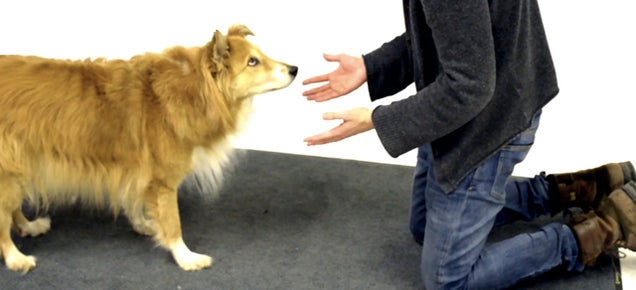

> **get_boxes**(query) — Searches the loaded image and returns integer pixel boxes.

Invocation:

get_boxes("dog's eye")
[247,57,259,67]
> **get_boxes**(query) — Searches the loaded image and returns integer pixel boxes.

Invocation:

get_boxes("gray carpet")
[0,150,621,289]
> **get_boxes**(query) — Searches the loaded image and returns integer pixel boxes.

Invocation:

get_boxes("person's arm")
[302,34,414,145]
[373,0,496,157]
[363,33,414,101]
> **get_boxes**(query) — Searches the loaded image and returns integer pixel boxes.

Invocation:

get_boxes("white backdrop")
[1,0,635,177]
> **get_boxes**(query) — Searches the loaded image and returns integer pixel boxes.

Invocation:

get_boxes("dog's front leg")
[145,182,212,271]
[0,178,37,273]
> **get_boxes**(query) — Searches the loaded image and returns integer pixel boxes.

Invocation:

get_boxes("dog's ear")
[208,30,229,74]
[227,24,254,38]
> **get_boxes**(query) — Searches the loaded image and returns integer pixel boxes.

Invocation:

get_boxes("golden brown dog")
[0,24,297,273]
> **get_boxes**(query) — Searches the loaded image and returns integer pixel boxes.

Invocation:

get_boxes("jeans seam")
[434,185,471,287]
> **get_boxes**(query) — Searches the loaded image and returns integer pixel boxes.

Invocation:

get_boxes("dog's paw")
[17,217,51,237]
[4,248,37,274]
[170,239,213,271]
[175,251,213,271]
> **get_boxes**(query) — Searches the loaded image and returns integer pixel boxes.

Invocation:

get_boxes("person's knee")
[420,267,467,290]
[420,253,470,290]
[420,262,448,290]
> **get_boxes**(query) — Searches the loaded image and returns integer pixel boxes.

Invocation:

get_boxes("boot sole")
[611,180,636,250]
[623,180,636,202]
[620,161,636,184]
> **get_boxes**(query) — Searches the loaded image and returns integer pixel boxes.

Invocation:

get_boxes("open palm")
[302,54,367,102]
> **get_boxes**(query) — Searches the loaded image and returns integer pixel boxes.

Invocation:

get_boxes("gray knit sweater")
[363,0,558,192]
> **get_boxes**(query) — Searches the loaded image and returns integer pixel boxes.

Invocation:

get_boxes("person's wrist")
[365,108,374,129]
[356,57,368,83]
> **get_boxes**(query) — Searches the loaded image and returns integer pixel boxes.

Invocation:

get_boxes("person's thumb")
[323,53,342,63]
[322,111,346,121]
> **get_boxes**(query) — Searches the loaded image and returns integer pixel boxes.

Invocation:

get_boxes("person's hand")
[302,54,367,102]
[304,107,374,146]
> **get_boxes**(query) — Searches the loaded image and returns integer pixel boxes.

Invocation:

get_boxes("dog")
[0,24,297,273]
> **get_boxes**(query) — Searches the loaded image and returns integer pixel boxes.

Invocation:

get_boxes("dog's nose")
[289,66,298,77]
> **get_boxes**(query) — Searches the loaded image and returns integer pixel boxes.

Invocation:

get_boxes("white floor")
[622,250,636,288]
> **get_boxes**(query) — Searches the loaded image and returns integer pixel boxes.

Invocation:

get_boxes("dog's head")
[206,24,297,100]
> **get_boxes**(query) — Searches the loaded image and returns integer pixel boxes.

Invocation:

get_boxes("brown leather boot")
[569,181,636,266]
[547,161,635,215]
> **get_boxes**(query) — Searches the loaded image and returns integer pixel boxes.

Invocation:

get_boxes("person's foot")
[547,161,635,214]
[569,181,636,265]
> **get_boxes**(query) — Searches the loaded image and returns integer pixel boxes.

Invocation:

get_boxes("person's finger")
[304,122,350,145]
[311,90,340,102]
[305,88,342,102]
[304,131,332,145]
[302,74,330,85]
[302,84,330,97]
[304,131,341,145]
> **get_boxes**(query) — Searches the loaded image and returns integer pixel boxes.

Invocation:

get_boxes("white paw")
[175,251,213,271]
[4,246,37,273]
[18,217,51,237]
[170,239,213,271]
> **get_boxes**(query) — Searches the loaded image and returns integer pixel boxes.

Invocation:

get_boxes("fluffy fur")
[0,24,297,273]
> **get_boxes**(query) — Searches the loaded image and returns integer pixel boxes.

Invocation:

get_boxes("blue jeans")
[409,113,584,290]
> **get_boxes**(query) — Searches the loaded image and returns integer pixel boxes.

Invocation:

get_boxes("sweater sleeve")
[372,0,497,157]
[362,34,414,101]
